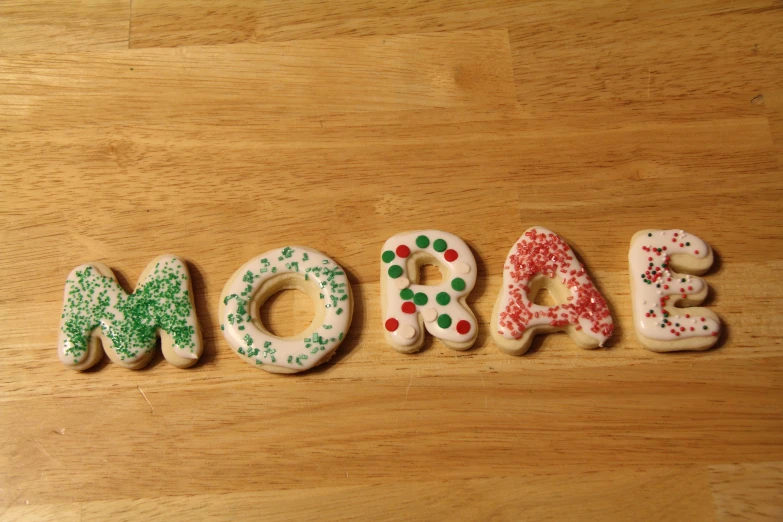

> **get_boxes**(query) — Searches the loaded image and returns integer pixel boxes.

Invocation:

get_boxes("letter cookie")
[381,230,478,353]
[58,255,203,370]
[629,229,720,352]
[220,246,353,373]
[491,227,613,355]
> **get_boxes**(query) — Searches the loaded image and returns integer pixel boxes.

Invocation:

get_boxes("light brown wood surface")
[1,1,782,520]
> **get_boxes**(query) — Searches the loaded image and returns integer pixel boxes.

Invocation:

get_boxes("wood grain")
[2,1,783,520]
[710,462,783,521]
[0,0,129,55]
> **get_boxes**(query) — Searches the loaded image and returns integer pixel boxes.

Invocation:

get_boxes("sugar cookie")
[491,226,613,355]
[629,229,720,352]
[380,230,478,353]
[57,255,202,370]
[220,246,353,373]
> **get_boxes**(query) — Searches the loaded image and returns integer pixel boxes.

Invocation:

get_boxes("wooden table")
[2,1,782,520]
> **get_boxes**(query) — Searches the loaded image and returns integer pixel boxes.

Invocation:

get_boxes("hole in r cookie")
[418,264,443,286]
[259,288,315,338]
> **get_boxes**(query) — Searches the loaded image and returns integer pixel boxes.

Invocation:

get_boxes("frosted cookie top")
[220,246,352,372]
[381,230,477,348]
[495,226,613,346]
[58,255,201,368]
[629,229,720,341]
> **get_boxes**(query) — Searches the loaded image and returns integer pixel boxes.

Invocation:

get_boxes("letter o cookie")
[220,246,353,373]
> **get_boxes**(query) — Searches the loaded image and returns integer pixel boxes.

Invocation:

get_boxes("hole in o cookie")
[418,264,443,286]
[259,288,315,338]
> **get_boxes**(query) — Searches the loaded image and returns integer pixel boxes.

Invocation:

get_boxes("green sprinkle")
[451,278,466,292]
[437,314,452,329]
[415,235,430,248]
[413,292,428,305]
[388,265,403,279]
[433,239,447,252]
[382,250,395,263]
[400,288,414,300]
[436,292,451,305]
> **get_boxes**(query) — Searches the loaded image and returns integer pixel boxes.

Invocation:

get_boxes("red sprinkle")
[385,318,399,332]
[694,250,699,255]
[444,249,459,262]
[456,320,471,334]
[401,302,415,314]
[396,245,410,258]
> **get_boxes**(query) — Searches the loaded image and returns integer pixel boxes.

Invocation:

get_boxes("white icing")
[629,229,720,341]
[220,246,352,371]
[381,230,477,347]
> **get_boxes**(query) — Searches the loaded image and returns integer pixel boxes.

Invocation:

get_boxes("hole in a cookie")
[532,288,557,306]
[526,275,572,305]
[418,264,444,286]
[259,288,315,338]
